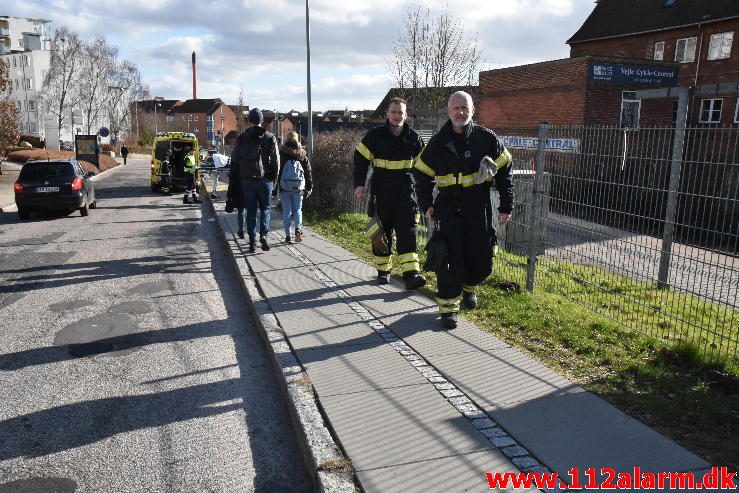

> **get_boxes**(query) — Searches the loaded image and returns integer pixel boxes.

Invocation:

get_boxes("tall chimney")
[192,51,197,100]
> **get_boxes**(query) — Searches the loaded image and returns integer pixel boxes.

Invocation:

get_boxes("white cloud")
[7,0,595,110]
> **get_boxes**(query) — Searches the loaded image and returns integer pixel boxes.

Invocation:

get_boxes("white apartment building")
[0,16,52,139]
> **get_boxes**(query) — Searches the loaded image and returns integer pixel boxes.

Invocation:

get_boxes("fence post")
[658,87,689,288]
[527,122,549,291]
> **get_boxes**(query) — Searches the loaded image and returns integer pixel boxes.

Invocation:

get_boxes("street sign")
[98,127,110,137]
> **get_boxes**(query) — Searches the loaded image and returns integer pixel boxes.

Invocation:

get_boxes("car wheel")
[89,201,97,209]
[80,202,89,217]
[18,208,30,220]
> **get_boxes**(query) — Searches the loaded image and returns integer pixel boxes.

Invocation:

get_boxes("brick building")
[168,98,237,149]
[479,56,678,129]
[479,0,739,129]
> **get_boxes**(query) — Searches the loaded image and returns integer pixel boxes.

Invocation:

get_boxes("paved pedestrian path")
[213,201,725,492]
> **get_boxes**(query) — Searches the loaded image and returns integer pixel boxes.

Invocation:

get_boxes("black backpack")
[238,139,264,180]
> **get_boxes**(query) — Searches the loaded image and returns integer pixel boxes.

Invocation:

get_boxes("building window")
[182,115,186,121]
[28,122,37,133]
[16,100,21,110]
[12,56,16,67]
[194,127,199,133]
[166,115,174,122]
[654,41,665,60]
[707,32,733,60]
[25,78,32,89]
[17,38,23,49]
[675,37,697,62]
[699,98,723,123]
[621,91,641,129]
[193,115,198,121]
[28,100,35,112]
[734,100,739,123]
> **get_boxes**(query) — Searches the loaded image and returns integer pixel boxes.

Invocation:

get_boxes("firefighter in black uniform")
[354,97,427,290]
[414,91,514,329]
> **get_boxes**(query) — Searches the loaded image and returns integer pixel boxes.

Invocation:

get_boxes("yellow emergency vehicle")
[150,132,201,193]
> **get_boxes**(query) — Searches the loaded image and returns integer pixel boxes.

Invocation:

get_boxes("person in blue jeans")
[277,131,313,243]
[228,108,280,253]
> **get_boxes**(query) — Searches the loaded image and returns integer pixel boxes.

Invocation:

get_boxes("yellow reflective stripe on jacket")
[494,148,512,169]
[414,155,435,177]
[356,142,373,161]
[184,155,197,172]
[437,172,487,188]
[435,173,456,187]
[373,158,414,170]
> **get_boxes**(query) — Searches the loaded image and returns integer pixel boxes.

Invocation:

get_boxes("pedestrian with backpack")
[229,108,280,252]
[278,131,313,243]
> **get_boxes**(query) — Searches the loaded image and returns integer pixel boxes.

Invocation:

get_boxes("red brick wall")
[479,58,589,129]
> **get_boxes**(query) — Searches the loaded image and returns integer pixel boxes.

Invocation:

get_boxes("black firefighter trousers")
[435,207,496,314]
[371,179,420,275]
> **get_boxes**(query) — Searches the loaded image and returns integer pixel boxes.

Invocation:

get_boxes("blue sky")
[8,1,596,111]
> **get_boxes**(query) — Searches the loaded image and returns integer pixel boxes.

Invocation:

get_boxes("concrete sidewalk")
[210,199,727,492]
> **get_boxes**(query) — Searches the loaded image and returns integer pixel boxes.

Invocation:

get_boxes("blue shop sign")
[588,62,677,86]
[500,136,580,153]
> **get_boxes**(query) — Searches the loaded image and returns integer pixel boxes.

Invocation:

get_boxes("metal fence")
[338,123,738,366]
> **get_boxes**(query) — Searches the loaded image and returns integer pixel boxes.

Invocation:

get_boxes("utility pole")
[305,0,313,157]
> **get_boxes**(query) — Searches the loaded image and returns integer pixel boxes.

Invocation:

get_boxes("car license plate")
[36,186,59,193]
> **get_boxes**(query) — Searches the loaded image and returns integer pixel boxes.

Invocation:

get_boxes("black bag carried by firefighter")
[423,219,448,273]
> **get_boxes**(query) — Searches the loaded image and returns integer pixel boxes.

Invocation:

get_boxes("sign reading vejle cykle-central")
[588,62,678,86]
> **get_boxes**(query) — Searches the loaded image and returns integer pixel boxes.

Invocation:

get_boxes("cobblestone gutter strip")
[204,198,356,493]
[279,229,560,492]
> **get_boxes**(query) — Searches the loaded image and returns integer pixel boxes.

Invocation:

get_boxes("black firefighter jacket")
[353,122,424,189]
[414,120,514,220]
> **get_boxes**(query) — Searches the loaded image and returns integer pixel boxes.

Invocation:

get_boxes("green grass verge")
[306,210,739,470]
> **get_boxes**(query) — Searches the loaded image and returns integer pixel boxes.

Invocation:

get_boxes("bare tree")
[42,27,84,140]
[106,60,143,144]
[236,87,246,134]
[0,60,21,157]
[79,36,116,134]
[387,3,483,117]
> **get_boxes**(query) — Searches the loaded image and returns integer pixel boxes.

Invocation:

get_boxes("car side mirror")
[85,171,95,178]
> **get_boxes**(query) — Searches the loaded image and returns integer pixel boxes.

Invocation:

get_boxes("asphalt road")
[0,159,311,493]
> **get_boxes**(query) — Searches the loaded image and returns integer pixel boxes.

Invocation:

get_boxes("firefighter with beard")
[413,91,514,329]
[354,97,427,290]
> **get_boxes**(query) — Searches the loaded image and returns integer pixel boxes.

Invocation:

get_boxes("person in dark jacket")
[277,131,313,243]
[354,97,426,290]
[120,144,129,165]
[229,108,280,252]
[414,91,514,329]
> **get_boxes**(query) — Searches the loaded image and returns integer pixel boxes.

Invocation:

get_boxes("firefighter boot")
[462,290,478,310]
[440,312,458,329]
[182,194,191,204]
[403,271,427,290]
[377,271,390,285]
